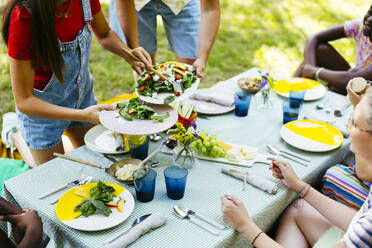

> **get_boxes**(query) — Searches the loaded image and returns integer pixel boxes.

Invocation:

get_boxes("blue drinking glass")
[283,101,300,124]
[164,165,188,200]
[129,136,149,160]
[234,92,252,116]
[133,168,157,202]
[289,90,306,108]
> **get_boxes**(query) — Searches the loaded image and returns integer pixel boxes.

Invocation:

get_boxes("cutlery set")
[266,144,310,166]
[173,206,225,236]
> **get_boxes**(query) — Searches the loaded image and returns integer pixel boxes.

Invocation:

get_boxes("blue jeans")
[16,0,97,150]
[109,0,200,59]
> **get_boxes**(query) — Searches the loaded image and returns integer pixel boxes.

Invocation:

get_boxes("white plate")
[84,125,128,154]
[184,89,235,115]
[99,101,178,135]
[135,71,200,104]
[56,183,135,231]
[273,78,327,101]
[280,120,343,152]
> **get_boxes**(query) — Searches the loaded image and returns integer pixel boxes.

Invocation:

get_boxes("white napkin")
[222,166,278,194]
[104,213,166,248]
[191,89,234,107]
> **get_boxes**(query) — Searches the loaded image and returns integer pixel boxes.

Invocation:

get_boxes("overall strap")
[80,0,93,23]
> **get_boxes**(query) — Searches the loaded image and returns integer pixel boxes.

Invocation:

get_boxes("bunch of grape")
[191,132,226,158]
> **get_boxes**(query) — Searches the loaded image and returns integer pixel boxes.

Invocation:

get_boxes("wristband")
[302,184,311,199]
[315,67,324,81]
[252,231,263,246]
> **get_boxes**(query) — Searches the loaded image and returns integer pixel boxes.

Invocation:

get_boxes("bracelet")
[296,184,308,199]
[315,67,324,81]
[302,184,311,199]
[252,231,264,246]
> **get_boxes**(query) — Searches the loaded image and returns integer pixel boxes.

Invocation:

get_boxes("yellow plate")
[56,182,135,231]
[273,78,326,101]
[280,120,343,152]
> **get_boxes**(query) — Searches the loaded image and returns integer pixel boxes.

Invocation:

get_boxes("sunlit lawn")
[0,0,368,126]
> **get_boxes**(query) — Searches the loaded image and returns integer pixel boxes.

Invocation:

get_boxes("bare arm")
[10,59,112,124]
[192,0,220,78]
[90,10,152,72]
[318,64,372,89]
[0,197,22,216]
[115,0,139,48]
[304,25,346,65]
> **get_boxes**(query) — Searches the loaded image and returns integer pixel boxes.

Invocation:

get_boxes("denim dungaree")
[16,0,97,150]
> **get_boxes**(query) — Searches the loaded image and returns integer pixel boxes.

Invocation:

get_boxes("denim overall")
[16,0,97,150]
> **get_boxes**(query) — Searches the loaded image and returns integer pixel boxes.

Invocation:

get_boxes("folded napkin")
[104,213,166,248]
[222,166,278,194]
[191,89,234,107]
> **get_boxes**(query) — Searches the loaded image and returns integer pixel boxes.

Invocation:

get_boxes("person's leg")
[29,140,64,166]
[64,125,95,149]
[275,200,333,248]
[11,131,37,168]
[294,43,350,77]
[315,43,351,71]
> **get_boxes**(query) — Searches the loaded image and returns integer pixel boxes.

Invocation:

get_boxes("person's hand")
[192,58,207,79]
[0,209,42,244]
[124,47,153,75]
[269,159,305,192]
[221,195,252,233]
[302,64,317,79]
[81,104,115,124]
[346,80,371,108]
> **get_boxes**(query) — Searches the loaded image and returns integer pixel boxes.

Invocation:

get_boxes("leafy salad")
[136,62,197,103]
[116,97,169,122]
[74,181,125,218]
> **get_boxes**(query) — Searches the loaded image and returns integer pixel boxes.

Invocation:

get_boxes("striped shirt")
[343,187,372,247]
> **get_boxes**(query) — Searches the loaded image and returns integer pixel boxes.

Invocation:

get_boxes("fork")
[39,176,92,200]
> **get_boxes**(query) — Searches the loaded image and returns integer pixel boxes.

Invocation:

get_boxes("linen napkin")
[221,166,278,194]
[103,213,166,248]
[190,89,234,107]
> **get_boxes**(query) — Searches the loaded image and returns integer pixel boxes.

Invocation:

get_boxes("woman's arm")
[0,197,22,216]
[115,0,139,49]
[10,59,114,123]
[272,160,356,232]
[90,10,152,74]
[303,25,346,65]
[192,0,220,78]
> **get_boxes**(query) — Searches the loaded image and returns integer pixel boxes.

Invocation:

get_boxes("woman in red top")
[2,0,152,166]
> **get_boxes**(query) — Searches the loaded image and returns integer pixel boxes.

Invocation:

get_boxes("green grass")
[0,0,368,126]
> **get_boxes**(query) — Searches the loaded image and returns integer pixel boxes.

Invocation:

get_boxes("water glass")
[283,101,300,124]
[234,92,252,116]
[129,136,149,160]
[289,90,306,108]
[164,165,188,200]
[132,168,157,202]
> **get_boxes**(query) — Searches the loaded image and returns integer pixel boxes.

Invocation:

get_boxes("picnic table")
[2,68,352,248]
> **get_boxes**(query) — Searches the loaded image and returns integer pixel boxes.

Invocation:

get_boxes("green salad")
[116,97,169,122]
[136,62,197,101]
[74,181,116,217]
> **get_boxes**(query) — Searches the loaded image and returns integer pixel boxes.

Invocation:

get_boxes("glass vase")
[172,145,198,169]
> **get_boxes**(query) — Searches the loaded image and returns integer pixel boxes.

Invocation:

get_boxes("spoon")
[104,214,152,245]
[173,206,220,236]
[316,97,329,110]
[183,207,225,230]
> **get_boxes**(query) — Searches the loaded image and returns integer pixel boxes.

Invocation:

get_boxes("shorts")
[109,0,200,59]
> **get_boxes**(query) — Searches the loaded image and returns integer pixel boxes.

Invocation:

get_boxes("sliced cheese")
[218,141,233,151]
